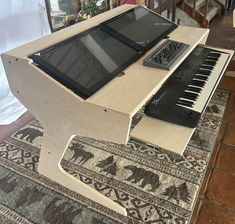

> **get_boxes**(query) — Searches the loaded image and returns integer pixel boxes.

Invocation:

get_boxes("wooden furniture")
[146,0,183,23]
[233,9,235,27]
[2,4,233,216]
[179,0,221,28]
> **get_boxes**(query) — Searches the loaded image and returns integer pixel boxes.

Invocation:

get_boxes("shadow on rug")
[0,90,229,224]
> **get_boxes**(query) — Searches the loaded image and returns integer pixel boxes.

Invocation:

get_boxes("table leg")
[38,127,127,216]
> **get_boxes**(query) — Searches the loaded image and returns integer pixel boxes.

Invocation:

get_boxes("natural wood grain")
[1,55,130,215]
[2,4,233,216]
[130,116,195,155]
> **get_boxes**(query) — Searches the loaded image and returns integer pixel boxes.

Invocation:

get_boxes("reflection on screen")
[31,6,177,99]
[105,6,176,47]
[38,28,137,90]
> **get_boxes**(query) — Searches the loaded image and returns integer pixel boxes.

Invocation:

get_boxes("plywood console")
[2,4,233,215]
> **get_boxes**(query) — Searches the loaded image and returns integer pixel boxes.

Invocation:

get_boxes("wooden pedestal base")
[38,128,127,216]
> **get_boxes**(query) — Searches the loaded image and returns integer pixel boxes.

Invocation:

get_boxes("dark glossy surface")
[104,6,177,48]
[31,27,139,98]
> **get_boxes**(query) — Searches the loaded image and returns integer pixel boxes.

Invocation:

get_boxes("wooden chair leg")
[38,127,127,216]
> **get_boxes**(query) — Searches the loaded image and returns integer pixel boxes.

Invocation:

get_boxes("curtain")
[0,0,51,124]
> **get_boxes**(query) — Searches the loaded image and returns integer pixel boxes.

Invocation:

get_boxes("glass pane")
[105,6,177,47]
[49,0,79,30]
[31,27,139,98]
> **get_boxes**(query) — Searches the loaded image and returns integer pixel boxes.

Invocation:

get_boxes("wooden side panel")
[2,54,131,215]
[2,55,131,144]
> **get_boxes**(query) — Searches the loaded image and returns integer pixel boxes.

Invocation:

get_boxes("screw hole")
[104,109,107,112]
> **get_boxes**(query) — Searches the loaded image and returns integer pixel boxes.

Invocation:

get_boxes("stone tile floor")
[190,75,235,224]
[190,11,235,223]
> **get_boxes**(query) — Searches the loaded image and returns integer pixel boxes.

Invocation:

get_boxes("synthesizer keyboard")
[144,46,230,128]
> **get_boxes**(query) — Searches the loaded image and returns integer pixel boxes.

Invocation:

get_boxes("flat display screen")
[104,6,177,49]
[30,6,177,99]
[31,27,139,98]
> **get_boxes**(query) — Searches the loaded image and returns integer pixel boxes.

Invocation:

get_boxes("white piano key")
[178,52,230,113]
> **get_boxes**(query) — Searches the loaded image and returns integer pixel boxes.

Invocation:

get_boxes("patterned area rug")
[0,90,229,224]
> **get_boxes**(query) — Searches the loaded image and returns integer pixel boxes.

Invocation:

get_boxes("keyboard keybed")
[177,51,229,113]
[144,46,230,128]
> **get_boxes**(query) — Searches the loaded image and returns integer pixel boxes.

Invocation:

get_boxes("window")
[46,0,79,30]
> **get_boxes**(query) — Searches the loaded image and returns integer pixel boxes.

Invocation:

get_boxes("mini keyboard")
[143,40,189,70]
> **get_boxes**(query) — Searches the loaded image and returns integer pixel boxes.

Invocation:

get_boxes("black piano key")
[183,91,198,98]
[182,93,197,100]
[177,99,194,107]
[182,96,196,101]
[190,80,205,87]
[208,52,221,58]
[207,55,220,60]
[204,60,217,66]
[207,54,220,59]
[205,58,217,63]
[182,93,197,101]
[197,69,211,76]
[186,86,202,93]
[194,75,208,81]
[200,65,214,70]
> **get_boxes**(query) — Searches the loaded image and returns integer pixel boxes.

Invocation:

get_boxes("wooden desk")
[2,4,231,216]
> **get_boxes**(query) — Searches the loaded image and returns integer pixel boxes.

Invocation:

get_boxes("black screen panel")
[104,6,177,49]
[30,6,178,99]
[31,27,139,98]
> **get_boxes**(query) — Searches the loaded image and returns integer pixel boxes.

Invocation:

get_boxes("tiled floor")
[189,11,235,224]
[190,75,235,224]
[0,10,235,224]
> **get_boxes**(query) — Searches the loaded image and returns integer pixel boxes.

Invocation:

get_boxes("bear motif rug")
[0,89,229,224]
